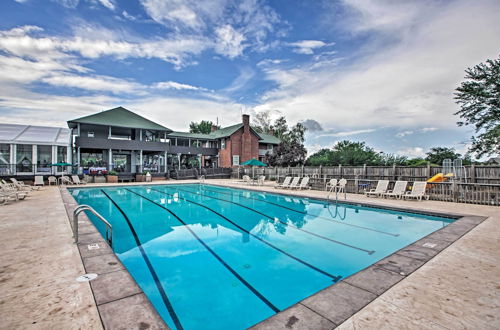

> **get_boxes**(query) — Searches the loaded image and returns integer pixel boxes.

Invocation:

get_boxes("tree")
[425,147,462,165]
[252,111,273,134]
[454,57,500,157]
[305,149,334,166]
[189,120,219,134]
[329,141,382,166]
[263,116,308,166]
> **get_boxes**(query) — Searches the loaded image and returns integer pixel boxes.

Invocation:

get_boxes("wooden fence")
[232,165,500,206]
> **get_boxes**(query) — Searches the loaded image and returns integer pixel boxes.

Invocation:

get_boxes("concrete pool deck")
[1,179,499,329]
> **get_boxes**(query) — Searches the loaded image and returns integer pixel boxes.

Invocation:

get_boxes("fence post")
[301,165,304,177]
[363,164,367,179]
[393,164,397,181]
[426,163,431,180]
[339,164,342,178]
[470,164,476,183]
[355,175,359,194]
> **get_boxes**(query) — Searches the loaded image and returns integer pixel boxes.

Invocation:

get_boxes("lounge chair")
[365,180,389,197]
[382,181,408,199]
[292,177,311,190]
[275,176,292,188]
[0,186,27,201]
[285,177,301,189]
[10,178,40,191]
[404,182,429,201]
[58,176,74,185]
[72,175,87,185]
[326,178,338,191]
[34,176,44,186]
[48,176,57,185]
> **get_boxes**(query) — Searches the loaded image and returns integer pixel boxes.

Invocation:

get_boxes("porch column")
[109,149,112,171]
[10,144,15,175]
[177,153,181,170]
[32,145,37,174]
[108,126,111,139]
[198,154,202,170]
[139,150,143,173]
[164,151,168,172]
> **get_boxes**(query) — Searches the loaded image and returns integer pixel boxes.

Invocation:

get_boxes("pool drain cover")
[76,273,98,282]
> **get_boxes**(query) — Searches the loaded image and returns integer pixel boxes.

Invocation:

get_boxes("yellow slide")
[427,173,454,183]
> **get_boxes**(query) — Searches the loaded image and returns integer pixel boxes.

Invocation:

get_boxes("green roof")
[168,131,215,140]
[210,123,244,139]
[257,132,281,144]
[67,106,171,131]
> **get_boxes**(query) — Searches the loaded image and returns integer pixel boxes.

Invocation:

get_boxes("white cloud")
[421,127,438,133]
[396,147,426,158]
[42,73,141,93]
[93,0,115,10]
[255,0,500,131]
[52,0,79,9]
[288,40,331,55]
[396,127,439,138]
[153,81,204,91]
[214,25,246,58]
[223,67,255,92]
[316,129,375,138]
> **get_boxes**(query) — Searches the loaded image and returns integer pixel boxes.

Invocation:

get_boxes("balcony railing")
[0,164,72,176]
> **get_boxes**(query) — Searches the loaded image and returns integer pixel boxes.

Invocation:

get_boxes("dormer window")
[88,132,94,138]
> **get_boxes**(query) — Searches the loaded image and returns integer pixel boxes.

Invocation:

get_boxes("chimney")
[242,114,250,132]
[211,125,218,132]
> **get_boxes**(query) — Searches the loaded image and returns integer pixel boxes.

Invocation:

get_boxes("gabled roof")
[0,123,70,146]
[209,123,244,139]
[168,131,215,140]
[67,107,171,132]
[257,132,281,145]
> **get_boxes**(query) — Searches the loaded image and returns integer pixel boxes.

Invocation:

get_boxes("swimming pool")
[70,184,454,329]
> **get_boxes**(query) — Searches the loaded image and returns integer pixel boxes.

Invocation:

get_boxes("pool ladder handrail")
[73,205,113,247]
[327,181,347,202]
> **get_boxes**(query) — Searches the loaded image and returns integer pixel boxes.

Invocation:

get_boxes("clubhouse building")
[0,106,279,178]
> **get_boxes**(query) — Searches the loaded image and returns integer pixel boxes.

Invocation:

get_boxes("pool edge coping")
[62,181,489,329]
[59,187,169,330]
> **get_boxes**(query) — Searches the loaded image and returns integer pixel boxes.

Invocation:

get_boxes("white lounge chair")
[292,177,310,190]
[72,175,87,185]
[58,176,74,185]
[256,176,265,186]
[326,178,338,191]
[382,181,408,199]
[404,182,429,201]
[34,176,44,186]
[275,176,292,189]
[10,178,40,191]
[0,186,27,201]
[365,180,389,197]
[285,177,301,189]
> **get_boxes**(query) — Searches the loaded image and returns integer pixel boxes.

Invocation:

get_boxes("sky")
[0,0,499,159]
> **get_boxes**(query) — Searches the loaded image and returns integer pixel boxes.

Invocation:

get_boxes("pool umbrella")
[50,162,72,166]
[240,158,267,179]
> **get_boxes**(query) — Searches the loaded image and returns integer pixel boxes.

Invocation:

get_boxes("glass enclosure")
[57,146,68,173]
[36,145,52,173]
[0,144,10,175]
[16,144,33,173]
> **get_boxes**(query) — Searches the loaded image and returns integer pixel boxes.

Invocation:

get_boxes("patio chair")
[34,176,44,186]
[332,178,347,199]
[326,178,338,191]
[365,180,389,198]
[72,175,87,185]
[241,175,252,185]
[10,178,40,191]
[275,176,292,189]
[48,176,57,185]
[58,176,74,185]
[257,176,266,186]
[382,181,408,199]
[285,177,301,189]
[404,182,430,201]
[292,176,311,190]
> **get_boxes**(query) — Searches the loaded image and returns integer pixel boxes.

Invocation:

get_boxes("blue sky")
[0,0,499,158]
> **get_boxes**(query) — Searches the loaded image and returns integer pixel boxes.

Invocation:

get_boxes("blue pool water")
[70,184,453,329]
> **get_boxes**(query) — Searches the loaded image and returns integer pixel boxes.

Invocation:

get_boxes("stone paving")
[1,179,499,329]
[0,186,102,329]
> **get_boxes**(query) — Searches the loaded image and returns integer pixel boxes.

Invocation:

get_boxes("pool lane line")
[197,185,399,237]
[146,187,342,282]
[162,186,375,255]
[123,188,281,314]
[100,190,184,330]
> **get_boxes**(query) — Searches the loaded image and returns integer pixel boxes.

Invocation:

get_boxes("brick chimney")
[242,114,250,133]
[211,124,218,132]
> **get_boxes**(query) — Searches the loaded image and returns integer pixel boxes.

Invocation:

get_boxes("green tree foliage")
[252,111,273,134]
[454,57,500,157]
[406,157,428,166]
[306,141,408,166]
[425,147,462,165]
[263,116,308,166]
[189,120,219,134]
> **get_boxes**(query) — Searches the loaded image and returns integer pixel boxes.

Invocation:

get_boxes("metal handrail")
[73,205,113,247]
